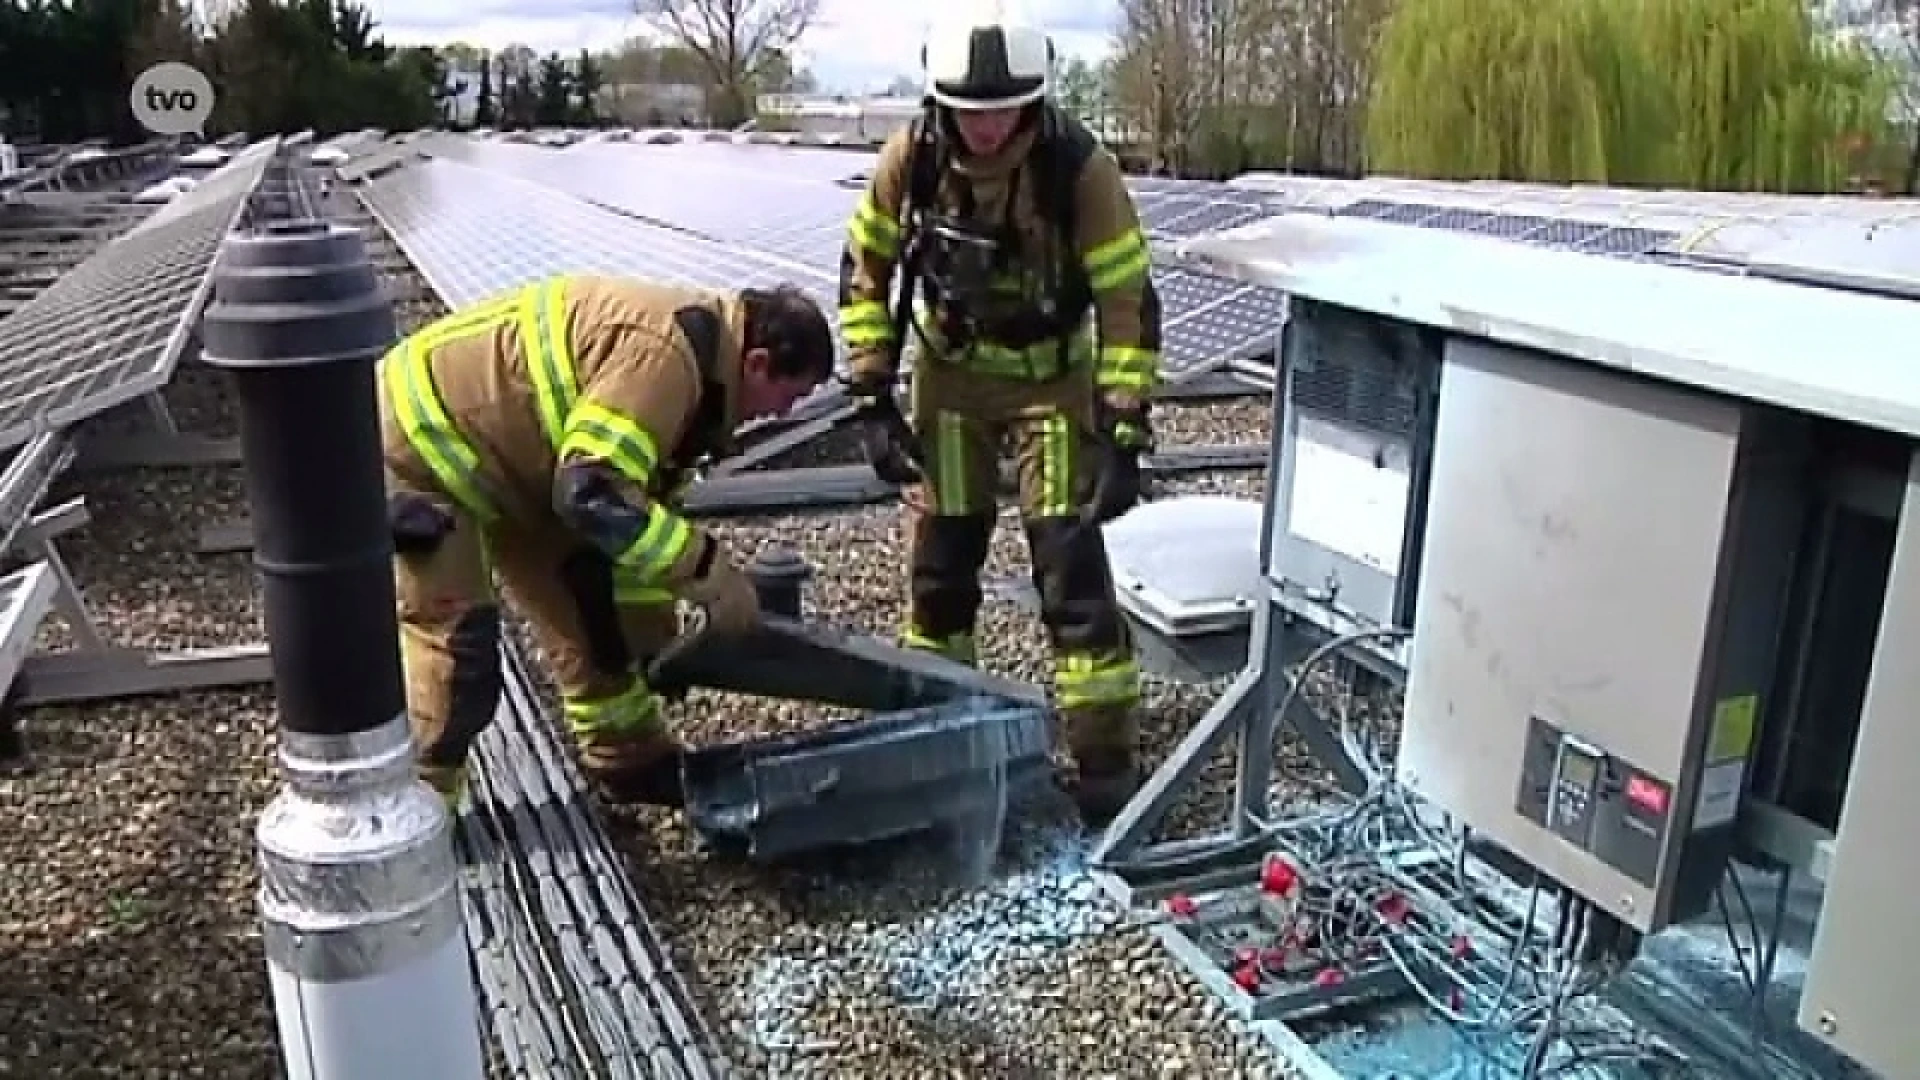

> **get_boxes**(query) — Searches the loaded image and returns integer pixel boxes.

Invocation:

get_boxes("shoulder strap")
[672,304,727,460]
[1034,105,1096,247]
[905,109,945,223]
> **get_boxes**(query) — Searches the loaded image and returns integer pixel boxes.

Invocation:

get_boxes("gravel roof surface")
[0,179,1319,1080]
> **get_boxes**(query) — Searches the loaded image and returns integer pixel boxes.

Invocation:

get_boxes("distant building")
[756,94,919,144]
[599,82,709,127]
[756,92,1148,148]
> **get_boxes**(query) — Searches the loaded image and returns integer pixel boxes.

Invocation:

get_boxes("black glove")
[847,372,924,487]
[1082,398,1152,526]
[387,492,456,556]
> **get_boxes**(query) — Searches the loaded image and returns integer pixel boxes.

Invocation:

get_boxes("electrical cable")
[1127,621,1725,1077]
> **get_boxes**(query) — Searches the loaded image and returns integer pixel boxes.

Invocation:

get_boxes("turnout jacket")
[379,274,742,588]
[838,117,1162,396]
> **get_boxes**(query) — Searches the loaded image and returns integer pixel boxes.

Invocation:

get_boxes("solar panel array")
[359,158,837,311]
[0,139,277,452]
[401,136,1286,374]
[1331,199,1678,257]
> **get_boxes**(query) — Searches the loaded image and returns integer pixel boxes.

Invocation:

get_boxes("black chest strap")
[668,305,728,475]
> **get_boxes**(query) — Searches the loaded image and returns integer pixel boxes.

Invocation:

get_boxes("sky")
[360,0,1117,94]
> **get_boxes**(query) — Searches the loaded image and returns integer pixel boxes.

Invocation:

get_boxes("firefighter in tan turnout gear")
[838,1,1162,824]
[379,274,836,805]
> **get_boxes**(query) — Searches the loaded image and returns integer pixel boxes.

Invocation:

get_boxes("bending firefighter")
[379,275,836,805]
[838,1,1163,824]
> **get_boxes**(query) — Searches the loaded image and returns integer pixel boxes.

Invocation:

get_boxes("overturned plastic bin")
[681,696,1055,862]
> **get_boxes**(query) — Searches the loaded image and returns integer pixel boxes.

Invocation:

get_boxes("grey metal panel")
[1397,337,1745,932]
[1799,449,1920,1077]
[0,560,57,688]
[0,145,272,454]
[682,699,1054,861]
[1182,213,1920,439]
[1262,304,1419,654]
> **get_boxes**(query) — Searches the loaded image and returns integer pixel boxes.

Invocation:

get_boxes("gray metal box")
[1265,300,1432,672]
[1798,450,1920,1076]
[1398,338,1799,934]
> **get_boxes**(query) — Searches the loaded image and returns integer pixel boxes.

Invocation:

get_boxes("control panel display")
[1516,715,1672,887]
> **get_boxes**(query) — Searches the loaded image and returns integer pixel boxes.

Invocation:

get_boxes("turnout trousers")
[377,302,683,804]
[902,356,1142,768]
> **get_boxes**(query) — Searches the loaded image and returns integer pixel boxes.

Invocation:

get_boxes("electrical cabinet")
[1397,338,1806,934]
[1798,450,1920,1077]
[1264,299,1438,674]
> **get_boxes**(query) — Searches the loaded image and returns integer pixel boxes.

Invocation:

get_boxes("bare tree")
[1880,0,1919,191]
[1109,0,1389,177]
[1112,0,1206,173]
[634,0,822,128]
[1818,0,1919,191]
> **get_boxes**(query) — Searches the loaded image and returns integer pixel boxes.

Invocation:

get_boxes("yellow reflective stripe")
[926,326,1096,381]
[1055,650,1141,709]
[411,291,522,352]
[849,194,902,258]
[379,340,497,522]
[615,504,693,577]
[1096,346,1160,393]
[558,401,661,487]
[615,582,673,605]
[902,627,976,666]
[1037,412,1074,517]
[1083,229,1151,292]
[562,683,663,738]
[933,411,967,515]
[839,299,893,347]
[519,278,580,451]
[612,562,673,605]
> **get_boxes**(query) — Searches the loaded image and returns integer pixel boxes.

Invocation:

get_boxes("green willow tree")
[1366,0,1896,191]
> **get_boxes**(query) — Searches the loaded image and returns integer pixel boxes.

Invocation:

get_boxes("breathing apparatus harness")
[851,99,1144,526]
[892,98,1096,385]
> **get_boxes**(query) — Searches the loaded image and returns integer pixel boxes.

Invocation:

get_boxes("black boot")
[582,736,688,809]
[1071,745,1139,828]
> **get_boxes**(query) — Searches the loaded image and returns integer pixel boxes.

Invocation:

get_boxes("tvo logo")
[130,62,216,137]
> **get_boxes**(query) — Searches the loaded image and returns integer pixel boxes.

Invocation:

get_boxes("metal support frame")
[74,388,244,473]
[14,493,272,706]
[1093,597,1375,873]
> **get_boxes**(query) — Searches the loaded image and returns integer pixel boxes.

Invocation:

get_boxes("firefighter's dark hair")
[742,284,836,381]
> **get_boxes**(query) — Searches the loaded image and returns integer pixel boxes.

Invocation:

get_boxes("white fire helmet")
[922,0,1054,111]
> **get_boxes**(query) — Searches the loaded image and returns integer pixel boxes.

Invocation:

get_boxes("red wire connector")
[1232,963,1262,992]
[1259,855,1300,896]
[1375,891,1411,926]
[1165,893,1199,918]
[1313,967,1346,989]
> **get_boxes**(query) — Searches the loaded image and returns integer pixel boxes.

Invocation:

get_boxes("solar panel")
[425,139,862,245]
[1151,199,1278,239]
[394,143,1286,378]
[357,157,837,313]
[0,142,273,454]
[1335,198,1677,258]
[1159,267,1285,371]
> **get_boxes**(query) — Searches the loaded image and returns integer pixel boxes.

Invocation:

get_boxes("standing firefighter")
[838,1,1162,824]
[380,274,835,805]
